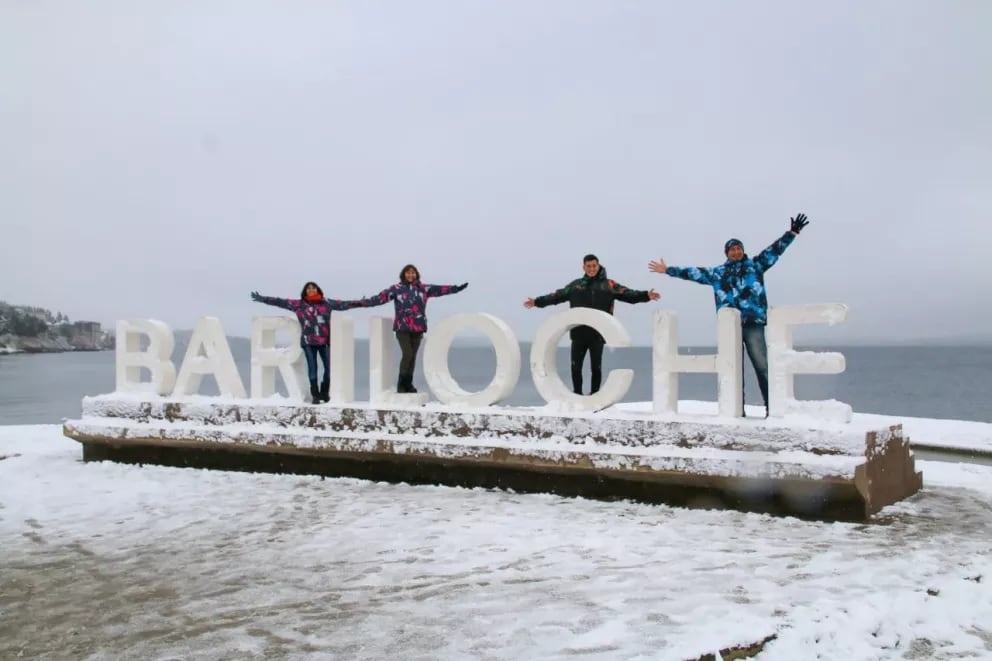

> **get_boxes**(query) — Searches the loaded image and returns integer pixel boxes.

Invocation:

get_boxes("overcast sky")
[2,1,990,346]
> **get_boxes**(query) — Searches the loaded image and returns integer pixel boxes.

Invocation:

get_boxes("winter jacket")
[665,231,795,326]
[534,266,651,341]
[360,281,467,333]
[253,295,364,345]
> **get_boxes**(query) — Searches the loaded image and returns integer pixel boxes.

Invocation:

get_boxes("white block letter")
[423,313,521,406]
[530,308,632,413]
[767,304,851,421]
[329,315,355,403]
[250,316,306,400]
[115,319,176,395]
[174,317,247,398]
[369,317,427,406]
[651,309,743,417]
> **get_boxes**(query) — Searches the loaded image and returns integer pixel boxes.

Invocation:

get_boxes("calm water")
[0,342,990,424]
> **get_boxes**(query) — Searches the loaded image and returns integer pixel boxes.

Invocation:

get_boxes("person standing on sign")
[250,282,366,404]
[358,264,468,394]
[648,213,810,416]
[524,254,661,396]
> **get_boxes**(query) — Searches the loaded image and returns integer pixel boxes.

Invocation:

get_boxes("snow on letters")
[423,313,520,408]
[113,305,850,420]
[530,308,633,414]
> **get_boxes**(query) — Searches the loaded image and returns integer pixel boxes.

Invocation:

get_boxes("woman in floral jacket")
[359,264,468,393]
[251,281,364,403]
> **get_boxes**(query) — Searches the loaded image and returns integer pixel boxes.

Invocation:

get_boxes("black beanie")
[724,238,744,255]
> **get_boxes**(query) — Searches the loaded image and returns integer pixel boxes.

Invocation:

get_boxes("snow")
[3,423,992,659]
[65,417,867,480]
[80,392,903,445]
[618,400,992,456]
[68,394,918,481]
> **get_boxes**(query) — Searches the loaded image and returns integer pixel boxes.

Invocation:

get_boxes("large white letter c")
[530,308,633,412]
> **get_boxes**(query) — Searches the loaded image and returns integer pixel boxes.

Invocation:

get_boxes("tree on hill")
[7,310,49,337]
[18,312,48,336]
[0,301,57,337]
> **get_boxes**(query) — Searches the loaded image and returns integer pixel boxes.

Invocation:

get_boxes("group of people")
[251,265,467,403]
[252,213,810,413]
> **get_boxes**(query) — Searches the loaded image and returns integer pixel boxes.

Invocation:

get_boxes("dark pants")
[396,331,424,379]
[302,343,330,389]
[570,332,605,395]
[742,323,769,408]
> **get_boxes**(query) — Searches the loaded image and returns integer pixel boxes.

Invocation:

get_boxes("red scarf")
[305,293,322,303]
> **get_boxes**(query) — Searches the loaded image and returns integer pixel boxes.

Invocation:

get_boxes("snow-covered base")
[80,393,890,455]
[63,394,923,520]
[2,425,991,660]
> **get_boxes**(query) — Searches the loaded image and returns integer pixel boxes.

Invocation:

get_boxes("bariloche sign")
[115,304,851,420]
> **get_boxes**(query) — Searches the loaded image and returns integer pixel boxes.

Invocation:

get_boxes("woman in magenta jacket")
[251,281,364,403]
[359,264,468,393]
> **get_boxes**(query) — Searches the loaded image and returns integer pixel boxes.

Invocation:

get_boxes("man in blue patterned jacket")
[648,213,810,416]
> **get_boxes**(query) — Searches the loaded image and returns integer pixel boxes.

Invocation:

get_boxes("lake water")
[1,342,989,425]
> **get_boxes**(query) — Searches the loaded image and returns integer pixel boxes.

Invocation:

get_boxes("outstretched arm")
[324,298,367,311]
[609,280,660,304]
[754,213,807,273]
[250,292,299,311]
[356,286,397,308]
[528,282,574,309]
[424,282,468,298]
[649,258,719,286]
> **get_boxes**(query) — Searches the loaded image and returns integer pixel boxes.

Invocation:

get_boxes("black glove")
[250,291,261,301]
[790,213,809,234]
[458,282,469,291]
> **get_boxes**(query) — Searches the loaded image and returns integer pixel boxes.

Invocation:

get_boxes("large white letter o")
[530,308,633,412]
[423,313,520,406]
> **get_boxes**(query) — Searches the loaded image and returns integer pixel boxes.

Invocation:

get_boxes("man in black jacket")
[525,254,660,395]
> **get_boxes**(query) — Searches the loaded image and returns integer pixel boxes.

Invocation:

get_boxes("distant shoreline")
[1,303,114,355]
[0,347,112,356]
[0,335,113,355]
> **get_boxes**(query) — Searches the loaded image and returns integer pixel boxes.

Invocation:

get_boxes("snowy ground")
[618,401,992,455]
[3,424,992,660]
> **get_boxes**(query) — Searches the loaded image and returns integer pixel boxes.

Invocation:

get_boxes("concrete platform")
[62,395,924,522]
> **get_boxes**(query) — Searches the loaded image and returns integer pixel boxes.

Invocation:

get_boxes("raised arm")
[357,286,397,308]
[424,282,468,298]
[250,292,299,311]
[754,213,807,273]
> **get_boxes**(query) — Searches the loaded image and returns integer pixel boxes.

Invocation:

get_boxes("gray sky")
[3,1,990,346]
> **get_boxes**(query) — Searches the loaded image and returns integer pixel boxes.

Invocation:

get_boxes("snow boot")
[310,382,321,404]
[319,380,330,403]
[396,373,417,393]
